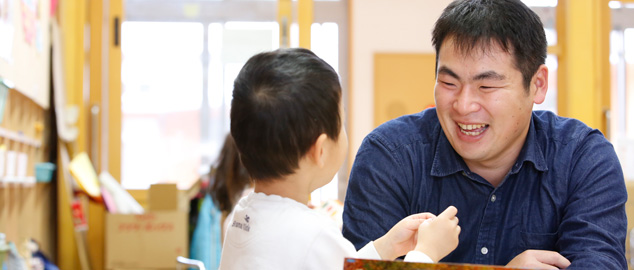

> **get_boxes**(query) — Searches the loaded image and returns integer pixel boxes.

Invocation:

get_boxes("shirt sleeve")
[342,134,414,251]
[356,241,381,259]
[558,131,627,269]
[358,241,434,263]
[404,251,434,263]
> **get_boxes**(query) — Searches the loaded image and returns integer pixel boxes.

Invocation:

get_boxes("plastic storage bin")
[35,162,56,183]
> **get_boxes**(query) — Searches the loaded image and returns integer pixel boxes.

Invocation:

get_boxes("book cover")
[344,258,536,270]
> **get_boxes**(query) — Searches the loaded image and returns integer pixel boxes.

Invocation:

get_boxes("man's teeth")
[458,123,487,130]
[458,123,487,136]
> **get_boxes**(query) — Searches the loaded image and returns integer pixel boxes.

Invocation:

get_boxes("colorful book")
[344,258,537,270]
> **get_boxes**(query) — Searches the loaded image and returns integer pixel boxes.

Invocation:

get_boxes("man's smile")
[457,123,489,136]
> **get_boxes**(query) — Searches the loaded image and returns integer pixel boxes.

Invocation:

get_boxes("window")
[121,22,204,189]
[122,1,348,206]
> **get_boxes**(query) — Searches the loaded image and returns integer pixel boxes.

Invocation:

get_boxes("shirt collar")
[430,125,468,177]
[511,116,548,174]
[430,115,548,177]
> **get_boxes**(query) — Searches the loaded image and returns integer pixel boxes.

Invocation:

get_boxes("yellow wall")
[557,0,610,134]
[373,53,436,127]
[56,0,122,269]
[57,1,86,268]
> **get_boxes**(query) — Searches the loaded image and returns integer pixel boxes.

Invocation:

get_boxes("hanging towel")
[190,194,222,270]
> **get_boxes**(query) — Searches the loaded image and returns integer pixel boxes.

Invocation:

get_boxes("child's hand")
[414,206,460,263]
[374,212,436,260]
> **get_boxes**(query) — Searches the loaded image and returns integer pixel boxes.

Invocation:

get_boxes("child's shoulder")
[234,193,344,243]
[240,192,337,228]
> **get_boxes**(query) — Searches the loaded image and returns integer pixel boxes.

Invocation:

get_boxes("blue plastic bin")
[35,162,56,183]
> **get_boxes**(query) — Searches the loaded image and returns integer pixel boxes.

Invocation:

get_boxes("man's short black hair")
[230,48,342,181]
[432,0,547,90]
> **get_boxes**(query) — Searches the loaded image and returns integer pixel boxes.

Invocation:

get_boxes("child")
[219,48,460,269]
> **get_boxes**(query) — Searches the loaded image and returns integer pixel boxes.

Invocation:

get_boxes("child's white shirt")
[218,192,432,270]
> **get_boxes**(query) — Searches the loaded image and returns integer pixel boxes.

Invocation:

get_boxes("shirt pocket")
[519,231,558,250]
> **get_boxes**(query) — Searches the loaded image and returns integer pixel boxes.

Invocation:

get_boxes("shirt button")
[490,194,497,202]
[462,171,468,176]
[481,247,489,255]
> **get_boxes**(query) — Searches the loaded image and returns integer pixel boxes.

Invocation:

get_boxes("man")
[342,0,627,269]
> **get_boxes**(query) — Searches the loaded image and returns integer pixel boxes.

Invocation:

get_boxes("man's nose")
[453,86,481,115]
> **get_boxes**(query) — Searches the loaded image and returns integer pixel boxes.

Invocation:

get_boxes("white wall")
[348,0,451,167]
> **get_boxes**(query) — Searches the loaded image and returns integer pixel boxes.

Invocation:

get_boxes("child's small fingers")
[410,212,436,220]
[418,218,433,229]
[405,214,434,229]
[437,206,458,219]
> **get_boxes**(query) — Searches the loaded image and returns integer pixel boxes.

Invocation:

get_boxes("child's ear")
[308,133,328,168]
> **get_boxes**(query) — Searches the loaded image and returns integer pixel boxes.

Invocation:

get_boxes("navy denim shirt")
[342,109,627,269]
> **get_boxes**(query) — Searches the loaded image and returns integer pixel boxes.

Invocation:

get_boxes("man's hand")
[506,250,571,269]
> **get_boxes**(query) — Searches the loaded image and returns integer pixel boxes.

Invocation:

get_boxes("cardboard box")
[148,184,179,211]
[105,184,189,269]
[105,211,188,269]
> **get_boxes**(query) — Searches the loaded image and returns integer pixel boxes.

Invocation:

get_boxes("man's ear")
[532,64,548,104]
[308,133,328,168]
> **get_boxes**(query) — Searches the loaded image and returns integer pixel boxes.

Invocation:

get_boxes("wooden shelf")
[0,127,42,148]
[0,183,55,260]
[0,85,53,264]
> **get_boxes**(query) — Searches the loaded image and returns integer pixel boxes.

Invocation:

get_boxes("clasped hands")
[373,206,461,263]
[372,206,570,269]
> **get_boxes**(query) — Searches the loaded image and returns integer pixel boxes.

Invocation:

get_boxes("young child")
[219,48,460,269]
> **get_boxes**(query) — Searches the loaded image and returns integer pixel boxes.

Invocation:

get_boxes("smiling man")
[342,0,627,269]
